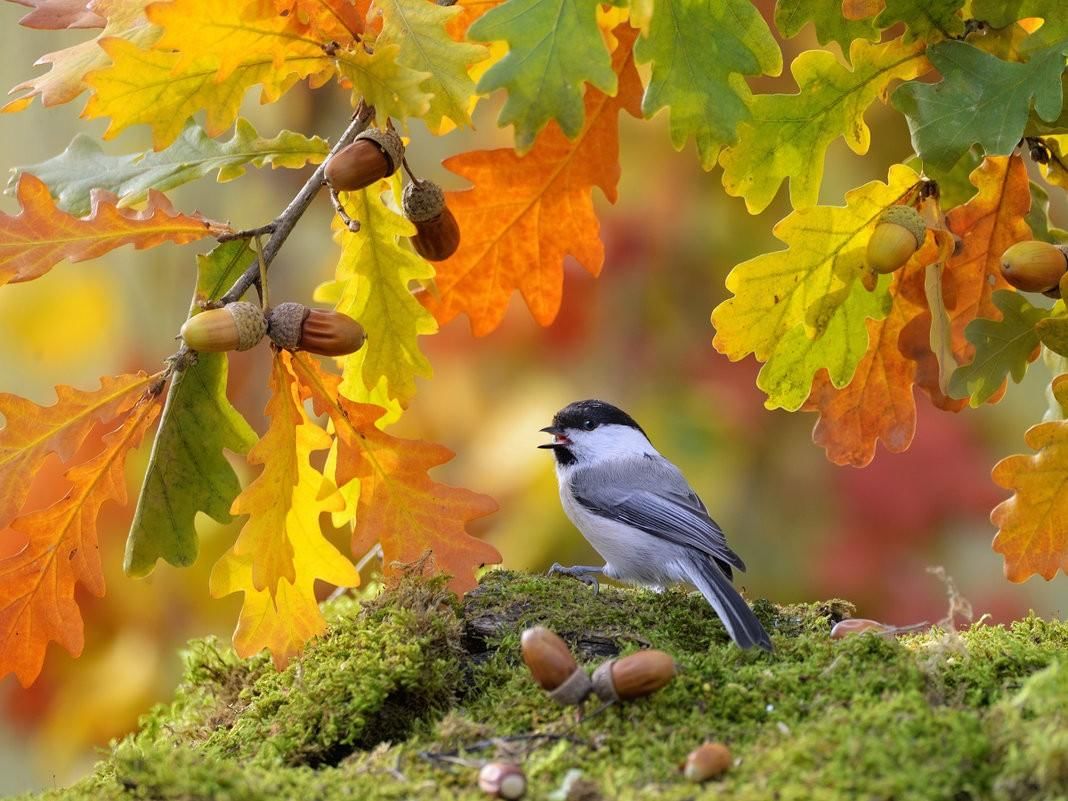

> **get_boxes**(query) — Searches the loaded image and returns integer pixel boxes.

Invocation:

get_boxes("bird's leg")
[547,563,604,595]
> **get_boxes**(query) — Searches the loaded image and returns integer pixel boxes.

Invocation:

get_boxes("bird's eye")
[583,419,596,430]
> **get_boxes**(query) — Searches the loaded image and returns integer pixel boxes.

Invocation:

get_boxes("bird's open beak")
[538,425,571,448]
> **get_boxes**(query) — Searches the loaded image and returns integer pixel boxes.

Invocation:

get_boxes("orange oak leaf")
[290,354,500,593]
[991,374,1068,582]
[0,372,155,530]
[806,270,922,467]
[275,0,363,40]
[0,173,225,288]
[210,353,358,668]
[0,395,160,686]
[943,155,1031,363]
[421,24,642,336]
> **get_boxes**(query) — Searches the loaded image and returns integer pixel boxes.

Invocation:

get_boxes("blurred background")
[1,2,1065,794]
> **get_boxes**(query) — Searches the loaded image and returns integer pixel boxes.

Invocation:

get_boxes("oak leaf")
[992,374,1068,581]
[773,0,879,50]
[8,0,104,29]
[210,353,358,668]
[712,164,924,412]
[290,354,500,594]
[275,0,363,41]
[0,396,160,686]
[421,24,641,336]
[125,241,258,577]
[0,372,154,530]
[0,173,224,288]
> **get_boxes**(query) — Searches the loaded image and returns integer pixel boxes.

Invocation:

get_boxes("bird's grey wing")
[570,459,746,571]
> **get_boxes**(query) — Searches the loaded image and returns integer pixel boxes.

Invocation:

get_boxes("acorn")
[1000,240,1068,294]
[830,618,891,639]
[865,205,926,274]
[266,302,366,357]
[520,626,592,706]
[179,301,266,352]
[324,128,404,192]
[683,742,732,782]
[591,649,676,703]
[402,180,460,261]
[478,762,526,799]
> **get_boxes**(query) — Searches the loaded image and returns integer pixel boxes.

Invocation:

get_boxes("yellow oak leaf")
[210,352,359,668]
[275,0,363,41]
[0,173,225,287]
[3,0,157,113]
[291,354,500,595]
[0,371,155,530]
[374,0,486,133]
[83,1,335,148]
[314,177,436,407]
[712,164,923,411]
[0,396,160,687]
[335,42,432,121]
[992,374,1068,581]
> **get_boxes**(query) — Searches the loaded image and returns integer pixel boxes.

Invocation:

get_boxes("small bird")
[539,399,773,651]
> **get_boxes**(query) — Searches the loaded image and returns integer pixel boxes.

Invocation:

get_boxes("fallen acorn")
[478,762,526,799]
[683,742,732,782]
[520,626,592,705]
[266,302,366,357]
[830,618,891,639]
[402,180,460,261]
[1000,240,1068,294]
[324,128,404,192]
[591,649,676,703]
[865,205,926,275]
[179,301,267,352]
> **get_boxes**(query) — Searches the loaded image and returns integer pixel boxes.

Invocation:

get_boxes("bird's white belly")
[559,484,680,587]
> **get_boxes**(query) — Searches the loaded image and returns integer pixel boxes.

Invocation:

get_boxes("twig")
[214,102,375,307]
[217,222,277,242]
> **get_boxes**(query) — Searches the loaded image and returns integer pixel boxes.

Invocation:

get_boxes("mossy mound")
[20,571,1068,801]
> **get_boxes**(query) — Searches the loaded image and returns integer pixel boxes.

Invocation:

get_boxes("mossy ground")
[18,570,1068,801]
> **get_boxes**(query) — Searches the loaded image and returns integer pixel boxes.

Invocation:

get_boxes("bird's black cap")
[547,399,647,436]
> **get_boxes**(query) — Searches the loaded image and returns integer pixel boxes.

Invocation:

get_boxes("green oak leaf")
[720,37,927,213]
[124,240,258,577]
[773,0,879,51]
[948,290,1050,406]
[893,39,1068,168]
[10,119,328,216]
[469,0,614,150]
[875,0,965,42]
[635,0,781,170]
[712,164,922,411]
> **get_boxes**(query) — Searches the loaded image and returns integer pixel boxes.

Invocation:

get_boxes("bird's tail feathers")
[683,557,773,651]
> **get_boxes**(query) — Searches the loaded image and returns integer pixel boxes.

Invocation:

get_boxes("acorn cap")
[354,127,404,175]
[403,180,446,223]
[877,205,926,247]
[228,302,269,351]
[267,302,311,350]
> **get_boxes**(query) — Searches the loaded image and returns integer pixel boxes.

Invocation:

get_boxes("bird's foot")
[547,563,603,595]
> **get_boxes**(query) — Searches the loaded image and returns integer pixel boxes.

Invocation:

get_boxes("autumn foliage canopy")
[1,0,1067,686]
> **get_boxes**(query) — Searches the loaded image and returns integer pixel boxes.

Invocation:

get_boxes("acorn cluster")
[324,126,460,261]
[180,302,366,357]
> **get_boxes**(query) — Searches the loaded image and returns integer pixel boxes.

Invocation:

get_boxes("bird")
[539,399,773,651]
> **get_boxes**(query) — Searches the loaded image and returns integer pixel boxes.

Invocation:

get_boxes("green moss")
[21,571,1068,801]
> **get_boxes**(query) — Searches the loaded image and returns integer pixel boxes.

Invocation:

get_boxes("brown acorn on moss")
[520,626,592,705]
[683,742,732,782]
[324,128,404,192]
[865,205,926,274]
[591,649,676,702]
[180,301,266,352]
[266,302,366,357]
[1000,240,1068,294]
[403,180,460,261]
